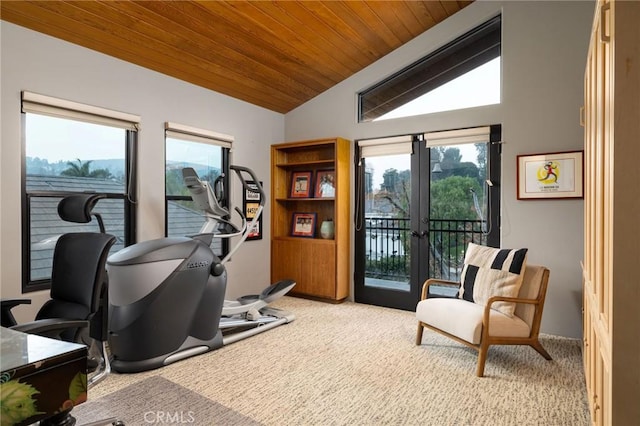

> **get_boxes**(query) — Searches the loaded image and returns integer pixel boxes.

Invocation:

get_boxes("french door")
[354,126,501,311]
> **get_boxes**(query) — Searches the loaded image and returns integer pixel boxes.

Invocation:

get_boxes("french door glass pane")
[428,143,488,283]
[363,154,411,292]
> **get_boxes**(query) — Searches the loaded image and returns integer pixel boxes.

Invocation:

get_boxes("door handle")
[411,231,428,238]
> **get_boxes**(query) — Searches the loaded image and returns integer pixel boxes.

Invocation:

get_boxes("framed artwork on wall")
[516,151,584,199]
[243,180,262,240]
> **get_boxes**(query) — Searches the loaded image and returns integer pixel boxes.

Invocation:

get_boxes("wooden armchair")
[415,264,552,377]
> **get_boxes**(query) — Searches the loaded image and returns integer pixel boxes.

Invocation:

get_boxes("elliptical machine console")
[106,166,295,373]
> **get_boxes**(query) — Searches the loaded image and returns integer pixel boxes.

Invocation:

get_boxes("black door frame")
[354,125,501,311]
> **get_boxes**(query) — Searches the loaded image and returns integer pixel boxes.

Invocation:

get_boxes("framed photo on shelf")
[291,212,316,238]
[516,150,584,200]
[314,169,336,198]
[290,171,313,198]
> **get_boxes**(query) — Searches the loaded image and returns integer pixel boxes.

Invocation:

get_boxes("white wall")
[285,1,594,338]
[1,22,284,321]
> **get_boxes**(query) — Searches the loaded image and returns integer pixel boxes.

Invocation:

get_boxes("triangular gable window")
[358,16,501,122]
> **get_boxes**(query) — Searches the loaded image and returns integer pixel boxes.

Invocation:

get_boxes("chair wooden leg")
[416,322,424,345]
[476,340,490,377]
[530,340,552,360]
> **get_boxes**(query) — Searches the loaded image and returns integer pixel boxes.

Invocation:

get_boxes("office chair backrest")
[38,233,116,319]
[35,194,116,341]
[58,192,107,232]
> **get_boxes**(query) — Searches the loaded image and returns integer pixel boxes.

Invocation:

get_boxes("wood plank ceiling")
[1,1,472,113]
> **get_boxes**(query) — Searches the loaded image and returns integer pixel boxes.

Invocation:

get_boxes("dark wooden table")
[1,326,87,426]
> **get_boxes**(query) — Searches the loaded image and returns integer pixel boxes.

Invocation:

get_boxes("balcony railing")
[365,217,487,283]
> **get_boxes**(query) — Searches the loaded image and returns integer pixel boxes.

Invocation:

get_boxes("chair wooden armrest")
[420,278,460,300]
[483,295,540,322]
[486,295,540,308]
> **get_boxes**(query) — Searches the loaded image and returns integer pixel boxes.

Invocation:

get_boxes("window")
[22,92,138,292]
[358,15,501,122]
[164,122,231,258]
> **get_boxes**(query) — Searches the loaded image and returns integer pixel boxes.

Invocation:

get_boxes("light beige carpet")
[83,296,589,425]
[74,376,262,425]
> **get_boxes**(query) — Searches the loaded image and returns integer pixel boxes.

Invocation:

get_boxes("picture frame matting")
[516,150,584,200]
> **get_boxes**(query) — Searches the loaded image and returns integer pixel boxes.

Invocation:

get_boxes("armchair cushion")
[459,243,528,317]
[416,298,530,344]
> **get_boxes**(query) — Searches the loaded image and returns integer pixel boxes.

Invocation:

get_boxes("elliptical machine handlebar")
[182,165,264,265]
[223,165,264,264]
[229,165,266,207]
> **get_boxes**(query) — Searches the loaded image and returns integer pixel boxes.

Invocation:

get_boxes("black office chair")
[1,193,116,386]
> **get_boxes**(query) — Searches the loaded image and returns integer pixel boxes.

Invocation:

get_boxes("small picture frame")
[291,212,316,238]
[516,150,584,200]
[314,169,336,198]
[243,180,262,240]
[290,171,312,198]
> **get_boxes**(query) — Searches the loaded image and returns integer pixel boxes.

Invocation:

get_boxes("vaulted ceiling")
[1,1,473,113]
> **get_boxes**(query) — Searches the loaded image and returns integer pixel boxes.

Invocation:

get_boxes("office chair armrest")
[420,278,460,300]
[1,298,32,327]
[12,318,90,339]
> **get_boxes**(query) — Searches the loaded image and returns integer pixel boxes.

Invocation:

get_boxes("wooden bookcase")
[271,137,351,302]
[582,1,640,424]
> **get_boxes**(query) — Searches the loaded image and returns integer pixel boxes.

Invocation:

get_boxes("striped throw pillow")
[459,243,528,317]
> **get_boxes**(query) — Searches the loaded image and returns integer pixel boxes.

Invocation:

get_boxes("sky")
[375,57,501,121]
[26,114,125,162]
[25,114,221,168]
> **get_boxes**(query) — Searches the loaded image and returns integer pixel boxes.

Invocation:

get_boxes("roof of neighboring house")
[27,174,127,193]
[27,175,205,280]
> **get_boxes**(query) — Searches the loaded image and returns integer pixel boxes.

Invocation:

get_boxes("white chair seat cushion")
[416,297,531,345]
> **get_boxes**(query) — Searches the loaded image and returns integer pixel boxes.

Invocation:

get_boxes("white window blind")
[358,135,413,158]
[21,91,140,130]
[424,126,491,147]
[165,122,233,149]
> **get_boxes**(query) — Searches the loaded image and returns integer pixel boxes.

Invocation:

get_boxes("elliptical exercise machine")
[106,165,295,373]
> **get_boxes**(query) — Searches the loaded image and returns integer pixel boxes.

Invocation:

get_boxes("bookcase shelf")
[270,137,351,302]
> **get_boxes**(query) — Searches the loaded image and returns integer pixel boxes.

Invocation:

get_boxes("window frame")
[358,15,502,122]
[164,123,232,258]
[21,106,138,292]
